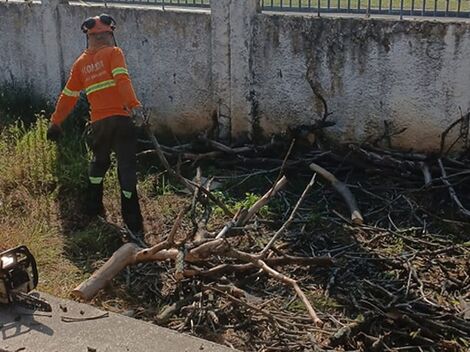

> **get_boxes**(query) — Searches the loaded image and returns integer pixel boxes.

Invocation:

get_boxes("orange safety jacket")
[51,46,141,125]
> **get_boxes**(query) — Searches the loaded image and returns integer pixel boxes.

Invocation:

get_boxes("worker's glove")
[131,106,148,128]
[46,124,63,142]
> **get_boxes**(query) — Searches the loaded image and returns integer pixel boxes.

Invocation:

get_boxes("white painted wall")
[0,3,64,99]
[0,2,214,141]
[1,1,470,151]
[253,15,470,151]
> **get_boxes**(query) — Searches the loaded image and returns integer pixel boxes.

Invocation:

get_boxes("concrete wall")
[1,0,470,151]
[253,16,470,150]
[0,2,213,140]
[0,4,64,98]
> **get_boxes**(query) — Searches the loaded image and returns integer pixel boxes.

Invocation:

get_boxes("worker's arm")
[110,47,141,112]
[50,62,82,126]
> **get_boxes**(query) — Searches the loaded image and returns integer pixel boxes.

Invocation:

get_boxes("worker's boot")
[121,189,144,237]
[84,180,105,218]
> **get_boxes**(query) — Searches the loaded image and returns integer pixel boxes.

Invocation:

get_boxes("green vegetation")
[286,293,343,313]
[1,118,61,193]
[0,115,88,296]
[0,111,278,299]
[213,191,272,217]
[0,112,132,294]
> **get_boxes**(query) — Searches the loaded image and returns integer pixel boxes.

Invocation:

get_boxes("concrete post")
[41,0,67,97]
[229,0,260,143]
[211,0,260,143]
[211,0,232,142]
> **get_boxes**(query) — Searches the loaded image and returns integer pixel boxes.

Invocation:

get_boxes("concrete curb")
[0,292,237,352]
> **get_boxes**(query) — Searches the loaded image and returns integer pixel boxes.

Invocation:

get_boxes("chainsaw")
[0,246,52,312]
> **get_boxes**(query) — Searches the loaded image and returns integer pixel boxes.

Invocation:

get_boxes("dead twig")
[61,312,109,323]
[440,115,465,156]
[438,158,470,218]
[143,124,233,217]
[260,173,316,257]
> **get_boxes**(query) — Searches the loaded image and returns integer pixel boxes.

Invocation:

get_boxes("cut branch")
[419,162,432,187]
[227,248,324,326]
[309,163,364,225]
[73,233,333,302]
[238,176,288,226]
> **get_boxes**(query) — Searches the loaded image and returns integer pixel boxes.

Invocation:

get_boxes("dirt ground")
[82,156,470,352]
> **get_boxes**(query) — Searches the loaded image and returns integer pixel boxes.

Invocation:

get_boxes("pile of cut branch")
[73,119,470,351]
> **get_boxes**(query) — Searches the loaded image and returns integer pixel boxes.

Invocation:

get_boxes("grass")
[0,114,92,297]
[286,292,343,313]
[0,110,147,296]
[0,116,84,297]
[213,191,273,217]
[0,112,255,299]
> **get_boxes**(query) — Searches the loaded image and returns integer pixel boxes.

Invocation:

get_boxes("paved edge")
[0,292,237,352]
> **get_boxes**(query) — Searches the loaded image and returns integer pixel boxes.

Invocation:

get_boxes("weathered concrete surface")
[1,0,470,150]
[0,3,63,100]
[228,0,261,142]
[0,292,236,352]
[211,0,261,143]
[253,15,470,151]
[211,0,232,141]
[0,2,214,141]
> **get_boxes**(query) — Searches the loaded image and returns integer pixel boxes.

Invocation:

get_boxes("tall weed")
[0,114,89,195]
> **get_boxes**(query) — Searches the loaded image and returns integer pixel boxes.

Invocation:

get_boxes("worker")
[47,14,144,236]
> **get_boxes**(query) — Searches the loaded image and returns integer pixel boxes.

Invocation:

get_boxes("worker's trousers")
[85,116,143,234]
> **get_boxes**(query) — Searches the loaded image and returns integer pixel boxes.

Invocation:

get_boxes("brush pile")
[76,117,470,351]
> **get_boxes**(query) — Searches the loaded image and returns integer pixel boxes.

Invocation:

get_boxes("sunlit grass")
[0,116,89,297]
